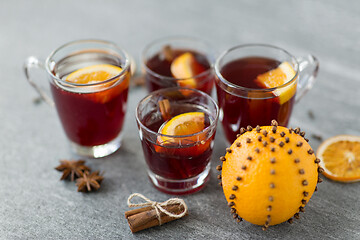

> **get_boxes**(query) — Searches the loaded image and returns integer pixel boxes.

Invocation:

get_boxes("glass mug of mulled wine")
[142,36,215,95]
[136,87,219,194]
[215,44,319,143]
[24,39,131,158]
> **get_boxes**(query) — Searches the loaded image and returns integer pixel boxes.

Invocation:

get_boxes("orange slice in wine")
[170,52,206,89]
[156,112,209,156]
[66,64,129,103]
[66,64,122,84]
[159,112,205,140]
[255,61,297,104]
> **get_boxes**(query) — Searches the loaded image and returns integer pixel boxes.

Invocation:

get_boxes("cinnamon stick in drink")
[162,45,175,62]
[158,99,171,121]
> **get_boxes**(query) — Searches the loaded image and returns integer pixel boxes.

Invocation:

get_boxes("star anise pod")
[55,160,91,181]
[76,171,104,192]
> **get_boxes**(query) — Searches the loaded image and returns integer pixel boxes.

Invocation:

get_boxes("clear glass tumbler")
[136,87,219,194]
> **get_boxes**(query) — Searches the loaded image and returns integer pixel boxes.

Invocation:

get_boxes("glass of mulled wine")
[24,39,131,158]
[136,87,219,195]
[142,36,214,95]
[215,44,319,144]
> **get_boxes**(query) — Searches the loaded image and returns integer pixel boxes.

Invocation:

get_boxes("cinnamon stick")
[162,45,175,62]
[124,206,153,219]
[125,203,188,233]
[158,99,171,121]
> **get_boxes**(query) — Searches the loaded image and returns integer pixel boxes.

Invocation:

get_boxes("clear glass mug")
[136,87,219,194]
[24,39,131,158]
[142,36,215,95]
[215,44,319,144]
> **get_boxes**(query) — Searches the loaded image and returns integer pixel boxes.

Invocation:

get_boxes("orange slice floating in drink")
[170,52,206,89]
[255,62,297,104]
[65,64,129,103]
[317,135,360,182]
[66,64,123,84]
[160,112,205,137]
[156,112,210,156]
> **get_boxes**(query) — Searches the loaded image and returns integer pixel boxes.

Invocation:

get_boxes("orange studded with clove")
[217,121,320,229]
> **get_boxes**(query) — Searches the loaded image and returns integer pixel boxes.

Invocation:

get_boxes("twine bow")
[127,193,188,225]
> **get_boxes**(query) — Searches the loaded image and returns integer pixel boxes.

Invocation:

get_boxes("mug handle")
[24,56,54,107]
[295,55,319,103]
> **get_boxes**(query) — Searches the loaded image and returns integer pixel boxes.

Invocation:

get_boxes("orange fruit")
[255,62,297,104]
[317,135,360,182]
[155,112,209,156]
[218,122,321,229]
[65,64,129,103]
[170,52,206,89]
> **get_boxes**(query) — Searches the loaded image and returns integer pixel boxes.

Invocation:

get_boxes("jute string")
[127,193,188,225]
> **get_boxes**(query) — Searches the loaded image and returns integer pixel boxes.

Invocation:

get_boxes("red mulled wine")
[51,80,129,146]
[50,50,130,147]
[140,106,214,180]
[136,87,219,194]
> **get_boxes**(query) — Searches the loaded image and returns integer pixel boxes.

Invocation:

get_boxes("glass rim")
[135,86,219,139]
[141,35,214,82]
[214,43,300,93]
[45,39,131,87]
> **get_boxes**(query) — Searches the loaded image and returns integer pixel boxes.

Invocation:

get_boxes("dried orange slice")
[66,64,122,84]
[170,52,206,89]
[317,135,360,182]
[255,62,297,104]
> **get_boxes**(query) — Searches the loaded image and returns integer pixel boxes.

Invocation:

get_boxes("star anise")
[76,171,104,192]
[55,160,91,181]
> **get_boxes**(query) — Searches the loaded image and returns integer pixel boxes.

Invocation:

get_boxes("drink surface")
[50,51,129,146]
[216,57,295,143]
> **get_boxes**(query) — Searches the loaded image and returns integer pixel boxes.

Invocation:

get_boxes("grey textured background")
[1,0,360,239]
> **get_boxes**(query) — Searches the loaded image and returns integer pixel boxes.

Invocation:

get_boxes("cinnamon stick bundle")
[125,203,188,233]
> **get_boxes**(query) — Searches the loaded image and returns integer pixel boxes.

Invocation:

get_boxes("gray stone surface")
[1,0,360,239]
